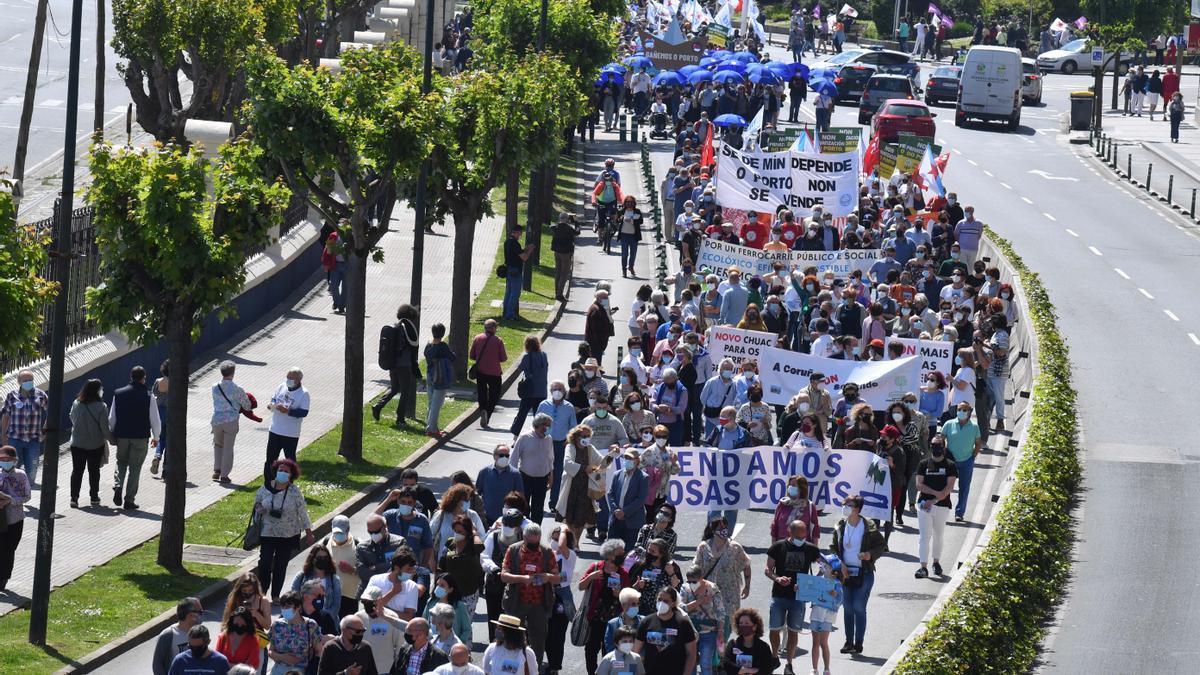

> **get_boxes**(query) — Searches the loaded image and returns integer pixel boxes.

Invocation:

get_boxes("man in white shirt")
[263,367,310,482]
[366,551,421,620]
[630,68,653,116]
[357,585,407,674]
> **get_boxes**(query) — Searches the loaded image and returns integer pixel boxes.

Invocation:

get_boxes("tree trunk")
[157,316,193,570]
[505,167,520,231]
[11,0,50,219]
[449,208,478,380]
[94,0,105,136]
[337,250,369,461]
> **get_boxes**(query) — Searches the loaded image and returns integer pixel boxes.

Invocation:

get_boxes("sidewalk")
[0,197,503,616]
[1094,106,1200,218]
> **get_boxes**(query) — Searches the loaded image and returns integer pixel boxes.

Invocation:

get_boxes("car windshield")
[870,78,911,92]
[1022,62,1038,74]
[884,104,929,117]
[1062,39,1088,53]
[932,67,961,78]
[826,51,864,65]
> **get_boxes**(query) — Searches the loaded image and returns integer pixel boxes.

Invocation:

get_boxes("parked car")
[1021,58,1043,104]
[924,66,962,106]
[1036,38,1131,75]
[859,74,915,125]
[833,64,877,103]
[956,46,1023,130]
[871,99,937,143]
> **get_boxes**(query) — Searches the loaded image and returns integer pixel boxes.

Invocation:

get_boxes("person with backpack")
[424,322,457,438]
[372,304,421,427]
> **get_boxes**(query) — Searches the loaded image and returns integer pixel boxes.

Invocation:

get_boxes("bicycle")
[594,200,617,253]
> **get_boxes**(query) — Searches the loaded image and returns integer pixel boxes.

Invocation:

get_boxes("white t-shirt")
[555,548,579,588]
[939,284,965,306]
[268,383,311,438]
[432,664,485,675]
[811,334,834,358]
[482,643,538,675]
[949,367,976,408]
[840,519,865,572]
[629,299,646,330]
[366,573,420,615]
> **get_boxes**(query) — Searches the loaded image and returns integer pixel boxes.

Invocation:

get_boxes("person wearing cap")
[939,402,981,522]
[392,617,448,675]
[607,448,648,550]
[483,614,538,675]
[550,212,580,302]
[511,413,555,522]
[499,523,559,663]
[355,585,405,674]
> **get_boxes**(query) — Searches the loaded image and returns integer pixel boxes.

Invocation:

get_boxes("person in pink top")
[769,476,821,546]
[470,319,508,428]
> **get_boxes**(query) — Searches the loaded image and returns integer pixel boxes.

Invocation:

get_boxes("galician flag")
[916,144,946,196]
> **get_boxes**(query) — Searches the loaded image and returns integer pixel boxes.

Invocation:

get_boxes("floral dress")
[693,538,751,618]
[268,616,321,674]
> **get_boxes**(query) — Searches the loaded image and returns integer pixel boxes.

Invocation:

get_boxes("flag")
[1074,16,1088,29]
[791,128,821,153]
[747,0,766,42]
[714,2,732,27]
[917,144,945,197]
[928,2,953,28]
[743,106,765,150]
[1193,0,1200,18]
[935,151,950,175]
[812,5,821,18]
[839,4,858,18]
[862,134,881,176]
[1049,17,1067,32]
[700,122,715,166]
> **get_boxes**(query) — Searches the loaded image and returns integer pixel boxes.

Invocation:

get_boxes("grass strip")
[894,227,1081,673]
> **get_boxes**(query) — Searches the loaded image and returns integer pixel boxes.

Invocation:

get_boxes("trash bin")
[1070,91,1094,131]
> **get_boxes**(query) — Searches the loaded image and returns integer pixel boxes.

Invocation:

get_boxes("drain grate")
[876,592,938,601]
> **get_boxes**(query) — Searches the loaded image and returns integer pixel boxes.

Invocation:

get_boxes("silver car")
[1021,59,1043,105]
[858,74,915,125]
[1036,38,1130,75]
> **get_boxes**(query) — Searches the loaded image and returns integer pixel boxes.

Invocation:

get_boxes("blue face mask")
[20,381,34,391]
[957,410,969,421]
[286,379,298,390]
[434,586,448,598]
[0,461,14,471]
[281,608,296,621]
[791,538,806,547]
[787,486,800,498]
[399,572,413,582]
[625,606,639,618]
[275,470,291,485]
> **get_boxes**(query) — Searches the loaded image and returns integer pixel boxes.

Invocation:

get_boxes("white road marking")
[0,32,21,46]
[1114,268,1130,279]
[1043,212,1056,221]
[1065,228,1079,237]
[732,522,746,540]
[1021,196,1033,204]
[38,99,63,107]
[983,170,994,177]
[1165,310,1181,322]
[967,159,978,166]
[1189,333,1200,346]
[1028,169,1079,181]
[1088,246,1103,256]
[952,148,962,155]
[1000,182,1012,189]
[1138,288,1154,299]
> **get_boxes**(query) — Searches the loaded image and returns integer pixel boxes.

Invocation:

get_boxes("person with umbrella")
[631,68,653,118]
[811,79,837,132]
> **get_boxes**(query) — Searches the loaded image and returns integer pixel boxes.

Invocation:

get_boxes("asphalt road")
[0,0,129,177]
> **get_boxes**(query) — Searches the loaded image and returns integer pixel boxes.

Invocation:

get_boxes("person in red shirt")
[777,210,802,248]
[1162,66,1181,119]
[214,607,261,670]
[470,319,509,427]
[740,210,771,250]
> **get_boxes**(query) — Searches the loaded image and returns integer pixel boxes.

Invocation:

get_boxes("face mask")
[20,381,34,391]
[281,608,296,621]
[630,402,642,412]
[1001,292,1011,300]
[842,505,854,518]
[495,454,511,469]
[585,370,596,380]
[349,632,364,646]
[625,606,639,618]
[619,642,635,654]
[787,485,800,498]
[683,266,693,274]
[931,445,945,458]
[720,369,732,380]
[551,390,565,402]
[285,379,298,390]
[434,586,448,599]
[397,504,414,517]
[404,633,416,645]
[190,645,207,659]
[791,537,806,547]
[642,432,654,443]
[600,299,610,309]
[655,437,667,448]
[656,601,671,616]
[687,581,700,592]
[892,412,904,422]
[332,531,348,544]
[901,307,911,316]
[275,471,291,485]
[630,348,642,357]
[954,356,963,366]
[312,597,325,610]
[369,531,384,543]
[948,198,957,205]
[950,252,960,260]
[0,461,14,472]
[579,437,592,447]
[957,410,969,421]
[399,572,413,582]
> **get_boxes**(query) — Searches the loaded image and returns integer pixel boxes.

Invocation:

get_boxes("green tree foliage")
[86,139,290,569]
[425,55,584,374]
[1083,0,1186,49]
[0,180,55,358]
[473,0,619,80]
[243,42,439,460]
[111,0,299,143]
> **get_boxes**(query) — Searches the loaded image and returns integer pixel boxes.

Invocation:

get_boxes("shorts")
[1148,92,1161,107]
[809,619,834,633]
[769,596,806,632]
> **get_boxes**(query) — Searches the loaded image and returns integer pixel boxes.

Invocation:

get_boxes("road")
[0,0,129,179]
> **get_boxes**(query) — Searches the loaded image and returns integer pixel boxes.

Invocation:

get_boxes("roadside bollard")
[1168,175,1174,204]
[619,115,626,142]
[631,115,639,139]
[1192,189,1197,217]
[1147,163,1153,191]
[1127,153,1132,179]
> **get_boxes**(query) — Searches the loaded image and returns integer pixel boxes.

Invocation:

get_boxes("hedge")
[894,227,1081,674]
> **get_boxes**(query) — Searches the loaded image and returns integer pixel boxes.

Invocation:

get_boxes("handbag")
[569,570,595,647]
[517,377,531,398]
[704,382,734,419]
[82,403,112,466]
[241,509,262,551]
[496,264,507,279]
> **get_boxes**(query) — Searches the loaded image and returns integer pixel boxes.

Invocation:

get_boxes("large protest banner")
[886,336,953,385]
[757,346,921,407]
[706,326,780,366]
[714,143,794,211]
[787,148,860,218]
[660,445,893,520]
[696,239,882,278]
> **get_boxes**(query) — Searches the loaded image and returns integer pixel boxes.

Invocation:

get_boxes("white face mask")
[654,438,667,448]
[892,412,904,422]
[630,402,642,412]
[496,456,510,469]
[619,642,635,654]
[642,432,654,442]
[579,437,592,447]
[551,390,564,402]
[656,601,671,616]
[842,505,854,518]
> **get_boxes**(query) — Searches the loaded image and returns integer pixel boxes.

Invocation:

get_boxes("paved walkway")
[1096,98,1200,216]
[0,197,504,616]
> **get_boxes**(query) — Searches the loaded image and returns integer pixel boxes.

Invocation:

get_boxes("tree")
[425,55,584,377]
[0,178,55,357]
[111,0,298,143]
[86,140,290,569]
[243,43,439,460]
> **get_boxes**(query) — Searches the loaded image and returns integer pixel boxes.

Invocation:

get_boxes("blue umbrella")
[679,65,704,76]
[766,62,794,78]
[810,79,839,97]
[713,70,745,85]
[653,71,685,87]
[791,63,811,80]
[715,61,746,74]
[713,113,748,127]
[710,49,734,60]
[603,62,626,73]
[728,51,758,64]
[624,55,654,70]
[699,56,722,69]
[596,72,624,87]
[687,70,714,85]
[748,69,782,85]
[808,66,839,82]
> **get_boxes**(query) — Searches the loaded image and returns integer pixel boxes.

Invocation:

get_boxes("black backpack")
[379,324,399,370]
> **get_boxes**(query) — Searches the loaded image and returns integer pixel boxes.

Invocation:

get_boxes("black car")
[924,66,962,106]
[834,64,876,103]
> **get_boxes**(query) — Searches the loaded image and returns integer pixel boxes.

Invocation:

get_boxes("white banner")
[788,149,860,218]
[706,326,780,366]
[662,445,892,520]
[715,143,793,212]
[757,347,922,407]
[886,336,953,385]
[696,239,882,279]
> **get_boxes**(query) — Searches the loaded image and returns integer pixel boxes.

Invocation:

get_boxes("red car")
[871,99,937,143]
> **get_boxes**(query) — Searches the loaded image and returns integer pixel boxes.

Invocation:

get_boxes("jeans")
[697,629,718,675]
[264,432,300,482]
[509,396,541,436]
[376,367,416,421]
[69,446,103,502]
[476,374,502,416]
[502,266,523,319]
[522,472,550,522]
[665,418,684,446]
[618,233,639,271]
[596,495,609,534]
[954,455,976,519]
[986,375,1007,421]
[154,404,168,461]
[9,438,41,484]
[426,387,448,433]
[815,107,831,131]
[328,261,346,310]
[549,439,567,506]
[258,534,299,600]
[114,437,149,503]
[0,518,24,587]
[842,570,875,645]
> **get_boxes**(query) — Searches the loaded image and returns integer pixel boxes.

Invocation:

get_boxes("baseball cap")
[331,515,350,535]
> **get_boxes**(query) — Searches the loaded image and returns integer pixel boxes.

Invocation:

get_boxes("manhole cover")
[876,592,937,601]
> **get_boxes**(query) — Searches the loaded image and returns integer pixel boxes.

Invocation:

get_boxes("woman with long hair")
[430,483,486,554]
[67,378,110,508]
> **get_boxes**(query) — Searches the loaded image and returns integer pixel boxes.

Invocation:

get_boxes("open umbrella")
[791,63,811,80]
[710,49,734,60]
[679,65,704,76]
[766,61,794,78]
[748,69,782,85]
[624,55,654,70]
[715,61,746,74]
[728,51,758,64]
[603,62,626,73]
[653,70,685,87]
[699,56,722,69]
[596,72,625,87]
[807,66,839,82]
[713,113,748,127]
[687,70,714,85]
[810,79,839,97]
[713,70,745,85]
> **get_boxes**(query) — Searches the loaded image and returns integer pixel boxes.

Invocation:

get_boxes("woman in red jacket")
[214,605,262,669]
[769,476,821,545]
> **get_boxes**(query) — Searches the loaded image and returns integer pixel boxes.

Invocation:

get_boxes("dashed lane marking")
[1138,288,1154,299]
[1114,268,1130,279]
[1044,212,1057,221]
[1165,310,1181,322]
[1065,228,1079,237]
[1021,197,1033,204]
[1088,246,1103,256]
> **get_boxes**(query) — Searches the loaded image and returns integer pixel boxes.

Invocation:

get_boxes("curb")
[56,145,590,673]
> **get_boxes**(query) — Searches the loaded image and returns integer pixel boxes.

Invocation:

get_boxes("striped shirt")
[1,388,49,441]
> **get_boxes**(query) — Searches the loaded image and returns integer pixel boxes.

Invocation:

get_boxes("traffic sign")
[1091,47,1104,65]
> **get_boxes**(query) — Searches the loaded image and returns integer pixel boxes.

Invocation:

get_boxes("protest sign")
[707,23,730,48]
[787,148,860,218]
[706,326,780,366]
[763,128,804,152]
[715,143,794,211]
[696,239,882,279]
[818,127,861,153]
[757,346,921,407]
[794,574,843,610]
[886,336,953,385]
[658,445,893,520]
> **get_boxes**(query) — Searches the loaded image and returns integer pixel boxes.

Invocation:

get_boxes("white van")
[955,46,1024,130]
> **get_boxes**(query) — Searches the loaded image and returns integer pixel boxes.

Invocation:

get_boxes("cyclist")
[592,165,625,253]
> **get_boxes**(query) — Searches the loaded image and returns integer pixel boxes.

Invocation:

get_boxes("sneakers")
[123,501,139,511]
[933,561,944,576]
[70,500,79,509]
[90,499,101,508]
[150,456,160,475]
[783,664,794,675]
[915,566,929,579]
[853,643,863,654]
[955,515,965,522]
[211,471,221,482]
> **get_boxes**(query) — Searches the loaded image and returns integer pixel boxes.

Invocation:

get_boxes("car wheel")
[925,96,934,105]
[1034,92,1042,105]
[1062,61,1077,75]
[955,115,965,127]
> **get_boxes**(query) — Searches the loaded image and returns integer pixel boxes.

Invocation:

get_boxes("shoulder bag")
[468,335,495,381]
[82,402,112,466]
[569,564,597,646]
[241,508,262,551]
